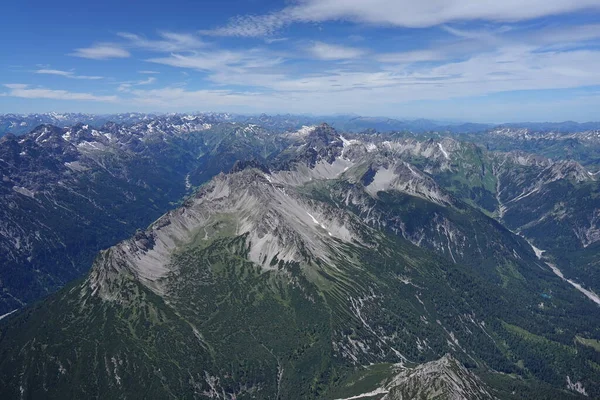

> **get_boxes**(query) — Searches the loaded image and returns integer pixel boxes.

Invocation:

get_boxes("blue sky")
[2,0,600,122]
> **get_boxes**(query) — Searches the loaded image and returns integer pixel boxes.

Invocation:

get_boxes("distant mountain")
[501,121,600,133]
[0,113,232,137]
[0,116,290,315]
[1,124,599,399]
[232,114,493,134]
[230,114,600,134]
[4,113,600,139]
[458,127,600,166]
[0,113,154,136]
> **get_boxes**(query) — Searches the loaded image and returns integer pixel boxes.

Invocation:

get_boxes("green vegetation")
[576,336,600,352]
[2,176,600,398]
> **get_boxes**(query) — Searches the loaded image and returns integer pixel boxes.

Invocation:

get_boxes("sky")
[2,0,600,122]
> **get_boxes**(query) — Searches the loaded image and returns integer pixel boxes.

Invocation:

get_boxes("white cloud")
[4,84,29,90]
[3,84,117,101]
[18,3,600,121]
[34,69,71,77]
[118,77,157,92]
[521,23,600,50]
[147,49,285,73]
[203,0,600,37]
[138,44,600,104]
[264,37,289,44]
[200,12,292,37]
[121,51,600,118]
[148,52,243,71]
[70,44,130,60]
[34,69,104,80]
[376,50,449,63]
[137,77,156,85]
[376,22,600,64]
[127,87,274,109]
[117,32,205,52]
[308,42,366,60]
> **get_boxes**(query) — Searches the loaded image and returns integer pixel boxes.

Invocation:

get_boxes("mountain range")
[0,117,599,399]
[4,112,600,136]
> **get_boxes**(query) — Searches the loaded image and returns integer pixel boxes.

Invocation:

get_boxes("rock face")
[383,355,494,400]
[90,168,363,300]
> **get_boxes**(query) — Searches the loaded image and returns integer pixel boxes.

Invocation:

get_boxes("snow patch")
[527,240,545,259]
[12,186,35,198]
[438,142,450,159]
[76,141,105,151]
[547,263,600,306]
[526,238,600,306]
[339,135,360,148]
[307,212,332,236]
[365,143,378,153]
[0,309,17,321]
[567,376,588,396]
[291,125,316,137]
[333,388,389,400]
[64,161,88,172]
[185,174,192,190]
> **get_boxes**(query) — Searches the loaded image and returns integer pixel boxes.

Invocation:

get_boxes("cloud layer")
[35,69,103,80]
[3,84,117,101]
[4,0,600,121]
[203,0,600,36]
[70,44,130,60]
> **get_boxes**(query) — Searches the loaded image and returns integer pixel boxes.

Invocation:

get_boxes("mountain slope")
[2,129,600,399]
[354,135,600,297]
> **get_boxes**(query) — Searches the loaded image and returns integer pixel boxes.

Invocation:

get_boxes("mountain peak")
[382,354,494,400]
[229,159,270,175]
[306,122,341,147]
[89,165,364,300]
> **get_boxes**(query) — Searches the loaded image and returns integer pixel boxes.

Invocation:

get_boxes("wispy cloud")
[126,86,273,109]
[376,50,449,64]
[200,12,292,37]
[138,43,600,102]
[147,48,284,73]
[264,37,289,44]
[13,0,600,121]
[202,0,600,37]
[118,77,157,91]
[518,23,600,51]
[308,42,366,60]
[117,31,205,52]
[70,44,130,60]
[34,69,104,80]
[121,43,600,116]
[70,31,204,64]
[3,84,117,101]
